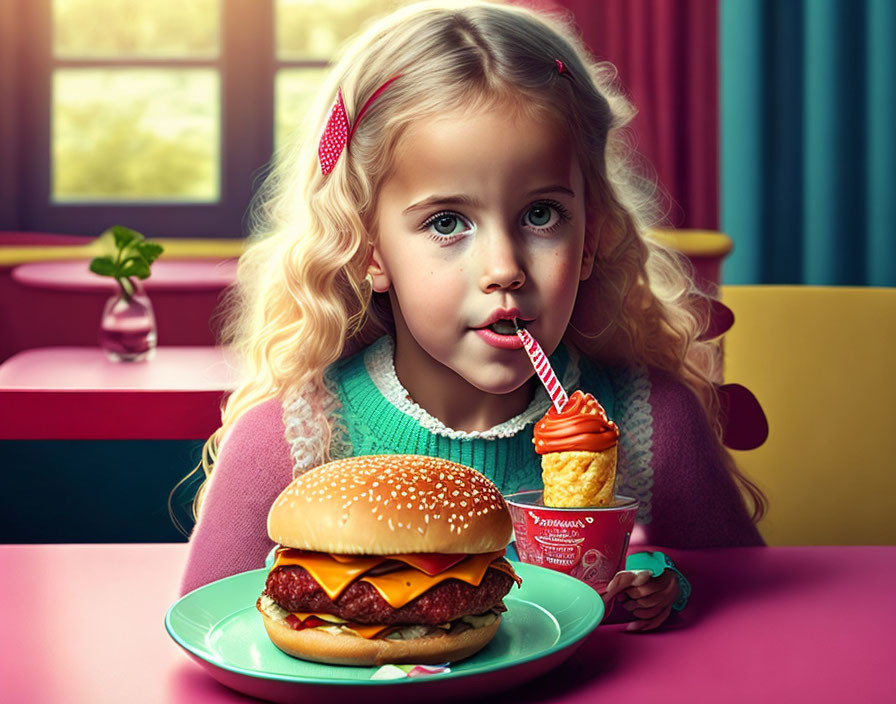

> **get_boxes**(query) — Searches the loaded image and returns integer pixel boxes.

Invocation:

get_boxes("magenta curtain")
[532,0,719,229]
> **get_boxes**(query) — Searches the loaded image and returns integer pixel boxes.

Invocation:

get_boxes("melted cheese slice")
[290,612,387,639]
[340,623,389,639]
[272,551,386,601]
[324,551,467,574]
[360,550,505,609]
[271,548,512,608]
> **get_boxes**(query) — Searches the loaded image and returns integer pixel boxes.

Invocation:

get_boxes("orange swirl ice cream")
[534,390,620,507]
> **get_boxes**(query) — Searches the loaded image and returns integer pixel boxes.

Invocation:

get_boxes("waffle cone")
[541,446,617,507]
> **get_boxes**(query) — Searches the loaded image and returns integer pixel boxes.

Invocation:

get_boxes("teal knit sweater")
[325,337,616,495]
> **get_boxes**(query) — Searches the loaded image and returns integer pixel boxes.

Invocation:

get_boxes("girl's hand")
[603,569,681,632]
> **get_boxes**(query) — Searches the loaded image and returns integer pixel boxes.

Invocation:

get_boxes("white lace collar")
[364,336,581,440]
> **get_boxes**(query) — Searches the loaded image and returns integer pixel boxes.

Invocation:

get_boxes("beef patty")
[264,563,514,625]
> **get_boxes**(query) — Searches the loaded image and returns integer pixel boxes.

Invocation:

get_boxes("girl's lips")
[474,327,524,350]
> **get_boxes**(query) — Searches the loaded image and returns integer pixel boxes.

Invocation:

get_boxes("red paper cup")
[504,490,638,593]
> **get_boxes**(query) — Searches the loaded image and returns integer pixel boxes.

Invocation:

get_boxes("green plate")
[165,561,603,703]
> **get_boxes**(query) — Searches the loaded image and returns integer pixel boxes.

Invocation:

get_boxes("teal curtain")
[721,0,896,285]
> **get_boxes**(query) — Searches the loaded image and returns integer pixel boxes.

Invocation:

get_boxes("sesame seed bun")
[260,610,501,666]
[267,454,513,554]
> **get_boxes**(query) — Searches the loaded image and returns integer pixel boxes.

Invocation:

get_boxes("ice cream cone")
[541,446,617,507]
[534,390,619,508]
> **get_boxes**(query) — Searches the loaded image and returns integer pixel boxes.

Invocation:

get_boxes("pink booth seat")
[1,258,237,363]
[0,346,236,440]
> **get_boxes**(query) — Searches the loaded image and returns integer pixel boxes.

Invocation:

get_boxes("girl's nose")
[478,228,526,292]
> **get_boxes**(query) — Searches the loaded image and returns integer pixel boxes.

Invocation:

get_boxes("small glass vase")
[98,279,157,362]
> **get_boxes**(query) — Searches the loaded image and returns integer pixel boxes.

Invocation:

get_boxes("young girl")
[179,0,765,631]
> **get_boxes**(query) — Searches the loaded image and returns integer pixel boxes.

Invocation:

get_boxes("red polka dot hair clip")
[318,75,402,175]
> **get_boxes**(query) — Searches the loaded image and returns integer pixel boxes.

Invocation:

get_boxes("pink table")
[0,346,236,439]
[1,544,892,703]
[12,258,238,292]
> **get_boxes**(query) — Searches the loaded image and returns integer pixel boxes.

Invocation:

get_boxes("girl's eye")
[526,204,554,227]
[433,215,462,235]
[422,211,473,240]
[523,201,569,231]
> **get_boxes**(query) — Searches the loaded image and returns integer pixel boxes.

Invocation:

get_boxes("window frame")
[9,0,276,238]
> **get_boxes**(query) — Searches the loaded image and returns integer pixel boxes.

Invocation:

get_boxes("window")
[274,0,399,150]
[52,0,222,202]
[2,0,402,238]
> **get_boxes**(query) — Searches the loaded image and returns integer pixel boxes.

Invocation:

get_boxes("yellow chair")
[721,285,896,545]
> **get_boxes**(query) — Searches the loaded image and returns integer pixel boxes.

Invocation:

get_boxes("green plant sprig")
[89,226,164,301]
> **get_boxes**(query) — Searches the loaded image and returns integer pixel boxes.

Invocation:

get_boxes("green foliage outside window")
[276,0,402,59]
[52,70,219,201]
[53,0,218,57]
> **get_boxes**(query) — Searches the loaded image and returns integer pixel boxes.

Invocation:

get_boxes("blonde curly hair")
[181,0,765,524]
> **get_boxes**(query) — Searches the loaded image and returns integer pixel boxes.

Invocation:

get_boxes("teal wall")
[721,0,896,285]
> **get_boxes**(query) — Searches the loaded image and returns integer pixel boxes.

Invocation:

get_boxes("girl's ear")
[580,226,597,281]
[367,246,392,293]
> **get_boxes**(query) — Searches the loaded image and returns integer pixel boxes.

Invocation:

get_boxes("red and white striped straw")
[516,328,568,413]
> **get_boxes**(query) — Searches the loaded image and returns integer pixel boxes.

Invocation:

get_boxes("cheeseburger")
[257,455,522,666]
